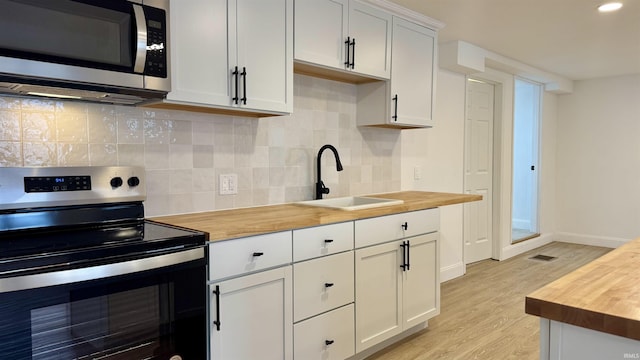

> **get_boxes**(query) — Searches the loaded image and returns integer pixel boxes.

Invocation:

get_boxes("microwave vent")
[0,83,146,105]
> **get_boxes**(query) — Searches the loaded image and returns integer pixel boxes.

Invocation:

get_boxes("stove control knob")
[110,177,123,188]
[127,176,141,187]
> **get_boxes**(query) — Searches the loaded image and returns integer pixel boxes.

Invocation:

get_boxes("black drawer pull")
[324,282,334,288]
[392,94,398,121]
[231,66,239,104]
[401,222,408,231]
[252,252,264,257]
[325,340,335,346]
[406,240,411,271]
[324,239,334,243]
[400,241,408,271]
[212,285,221,331]
[240,66,247,105]
[344,37,351,67]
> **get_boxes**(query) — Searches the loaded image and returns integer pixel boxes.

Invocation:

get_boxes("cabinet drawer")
[294,304,355,360]
[293,222,354,262]
[293,251,354,322]
[209,231,292,281]
[354,208,439,248]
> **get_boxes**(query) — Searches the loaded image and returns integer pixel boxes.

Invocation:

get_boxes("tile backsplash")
[0,75,401,216]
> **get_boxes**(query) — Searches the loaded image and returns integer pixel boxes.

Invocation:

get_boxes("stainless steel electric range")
[0,166,207,360]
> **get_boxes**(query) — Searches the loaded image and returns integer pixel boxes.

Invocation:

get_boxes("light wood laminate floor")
[366,242,611,360]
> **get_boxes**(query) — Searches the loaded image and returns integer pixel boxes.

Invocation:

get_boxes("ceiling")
[390,0,640,80]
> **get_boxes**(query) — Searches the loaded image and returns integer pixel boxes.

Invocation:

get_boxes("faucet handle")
[319,181,330,195]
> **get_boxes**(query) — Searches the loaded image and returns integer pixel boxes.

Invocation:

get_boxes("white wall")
[556,74,640,247]
[401,69,466,281]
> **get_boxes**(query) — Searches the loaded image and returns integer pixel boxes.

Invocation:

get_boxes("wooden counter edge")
[525,237,640,342]
[525,296,640,341]
[152,191,482,242]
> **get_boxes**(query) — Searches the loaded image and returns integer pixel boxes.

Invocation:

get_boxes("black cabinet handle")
[392,95,398,121]
[325,340,335,346]
[344,37,351,67]
[324,282,334,288]
[232,66,239,104]
[400,241,407,271]
[252,252,264,257]
[350,38,356,69]
[401,222,408,231]
[324,239,334,244]
[240,67,247,105]
[531,165,535,171]
[406,240,411,271]
[212,285,221,331]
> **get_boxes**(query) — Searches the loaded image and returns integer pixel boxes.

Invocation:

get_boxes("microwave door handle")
[133,4,147,74]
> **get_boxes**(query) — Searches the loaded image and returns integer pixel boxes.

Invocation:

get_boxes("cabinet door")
[294,0,348,70]
[210,267,293,360]
[167,0,233,105]
[354,240,402,352]
[389,17,436,127]
[235,0,293,113]
[348,1,392,79]
[402,233,439,328]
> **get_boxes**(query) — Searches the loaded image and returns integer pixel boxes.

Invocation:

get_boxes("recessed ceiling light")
[598,2,623,12]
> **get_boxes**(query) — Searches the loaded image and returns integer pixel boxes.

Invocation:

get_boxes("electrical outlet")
[414,166,422,180]
[219,174,238,195]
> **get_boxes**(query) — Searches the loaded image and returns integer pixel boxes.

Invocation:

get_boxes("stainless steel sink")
[296,196,403,211]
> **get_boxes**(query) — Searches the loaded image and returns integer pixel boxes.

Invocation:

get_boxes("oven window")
[0,259,205,360]
[31,285,168,359]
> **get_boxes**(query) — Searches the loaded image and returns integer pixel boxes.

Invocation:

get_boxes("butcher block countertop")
[153,191,481,242]
[526,237,640,341]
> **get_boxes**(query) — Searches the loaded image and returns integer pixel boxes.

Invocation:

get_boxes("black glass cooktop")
[0,220,207,278]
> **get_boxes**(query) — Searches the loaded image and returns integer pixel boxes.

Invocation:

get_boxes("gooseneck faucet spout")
[316,144,344,200]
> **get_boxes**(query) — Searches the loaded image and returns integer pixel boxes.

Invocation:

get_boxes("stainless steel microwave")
[0,0,170,104]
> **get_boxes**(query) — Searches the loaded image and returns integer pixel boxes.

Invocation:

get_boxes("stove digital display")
[24,176,92,193]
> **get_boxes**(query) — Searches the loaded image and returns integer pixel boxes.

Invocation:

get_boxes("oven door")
[0,248,206,360]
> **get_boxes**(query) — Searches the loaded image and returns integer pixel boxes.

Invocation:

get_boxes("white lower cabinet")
[210,266,293,360]
[292,223,355,360]
[540,319,640,360]
[209,231,293,360]
[355,233,439,352]
[354,209,440,353]
[207,209,440,359]
[294,304,355,360]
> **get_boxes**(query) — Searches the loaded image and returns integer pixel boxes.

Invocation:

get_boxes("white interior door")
[464,79,494,264]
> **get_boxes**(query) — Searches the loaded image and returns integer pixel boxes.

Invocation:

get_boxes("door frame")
[466,68,553,262]
[512,76,542,240]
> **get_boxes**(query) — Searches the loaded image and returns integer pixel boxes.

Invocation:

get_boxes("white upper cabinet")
[294,0,391,80]
[389,17,436,127]
[168,0,230,106]
[357,16,437,128]
[166,0,293,115]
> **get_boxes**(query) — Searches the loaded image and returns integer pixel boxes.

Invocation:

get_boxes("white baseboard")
[500,233,553,260]
[440,261,465,282]
[554,232,629,248]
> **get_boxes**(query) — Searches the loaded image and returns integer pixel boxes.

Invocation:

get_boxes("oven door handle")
[0,247,204,294]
